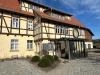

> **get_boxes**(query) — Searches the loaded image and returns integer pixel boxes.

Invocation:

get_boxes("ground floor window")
[27,40,33,50]
[11,39,18,51]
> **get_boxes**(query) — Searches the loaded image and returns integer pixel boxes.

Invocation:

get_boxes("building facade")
[0,0,93,59]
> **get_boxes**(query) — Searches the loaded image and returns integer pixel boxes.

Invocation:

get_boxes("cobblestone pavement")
[0,49,100,75]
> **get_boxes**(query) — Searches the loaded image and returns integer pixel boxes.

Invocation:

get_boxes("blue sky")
[32,0,100,39]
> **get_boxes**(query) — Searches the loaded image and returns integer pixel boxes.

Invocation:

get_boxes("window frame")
[55,25,60,34]
[12,17,19,28]
[27,19,33,30]
[11,39,19,51]
[27,40,33,50]
[28,4,33,9]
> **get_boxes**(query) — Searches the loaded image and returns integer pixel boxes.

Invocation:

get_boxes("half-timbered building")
[0,0,93,59]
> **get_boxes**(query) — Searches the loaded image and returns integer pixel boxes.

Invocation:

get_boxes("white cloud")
[61,0,100,19]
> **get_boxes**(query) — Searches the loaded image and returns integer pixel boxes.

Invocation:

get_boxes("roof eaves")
[0,5,35,18]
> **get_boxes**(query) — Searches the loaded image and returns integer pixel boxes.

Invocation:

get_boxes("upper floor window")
[12,17,19,28]
[56,25,70,35]
[56,26,60,34]
[66,29,69,35]
[27,19,33,30]
[80,30,85,36]
[61,26,65,34]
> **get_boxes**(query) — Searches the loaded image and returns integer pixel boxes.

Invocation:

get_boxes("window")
[33,6,40,11]
[79,30,84,36]
[66,16,71,21]
[66,28,69,35]
[27,40,33,50]
[62,27,65,34]
[27,19,33,30]
[61,26,65,34]
[29,4,33,9]
[56,26,66,34]
[56,26,60,34]
[11,39,18,51]
[60,27,63,34]
[81,30,85,35]
[12,17,19,28]
[42,43,55,51]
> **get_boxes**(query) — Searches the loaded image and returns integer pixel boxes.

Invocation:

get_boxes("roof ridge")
[26,0,72,16]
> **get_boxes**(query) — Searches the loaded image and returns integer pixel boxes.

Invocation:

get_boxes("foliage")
[53,55,59,61]
[31,56,40,62]
[38,56,52,67]
[42,55,54,63]
[31,55,59,68]
[93,39,100,49]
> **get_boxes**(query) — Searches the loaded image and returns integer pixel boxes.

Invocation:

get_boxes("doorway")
[69,40,85,59]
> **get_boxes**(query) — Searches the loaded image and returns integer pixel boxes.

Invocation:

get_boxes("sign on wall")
[73,29,79,38]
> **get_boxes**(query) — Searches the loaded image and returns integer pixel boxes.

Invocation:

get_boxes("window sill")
[12,27,19,29]
[10,50,19,52]
[27,49,33,51]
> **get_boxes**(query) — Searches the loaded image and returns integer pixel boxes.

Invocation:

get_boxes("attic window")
[66,16,71,21]
[29,4,33,9]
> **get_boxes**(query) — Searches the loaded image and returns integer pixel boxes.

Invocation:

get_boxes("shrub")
[38,57,52,67]
[53,55,59,61]
[38,55,59,68]
[31,56,40,62]
[42,55,54,63]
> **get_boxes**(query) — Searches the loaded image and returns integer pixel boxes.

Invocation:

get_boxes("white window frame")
[62,27,65,34]
[56,26,60,34]
[12,17,19,28]
[27,40,33,50]
[61,26,65,34]
[11,39,18,51]
[27,19,33,30]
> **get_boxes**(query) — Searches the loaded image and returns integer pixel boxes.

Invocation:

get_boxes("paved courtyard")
[0,49,100,75]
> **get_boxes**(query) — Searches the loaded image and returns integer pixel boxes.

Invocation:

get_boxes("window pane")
[27,40,33,49]
[11,39,18,50]
[12,17,19,28]
[27,19,33,30]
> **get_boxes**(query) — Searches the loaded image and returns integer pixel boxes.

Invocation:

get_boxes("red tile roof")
[0,0,93,35]
[36,11,85,28]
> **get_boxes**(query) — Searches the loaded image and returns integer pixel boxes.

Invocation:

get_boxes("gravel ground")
[0,49,100,75]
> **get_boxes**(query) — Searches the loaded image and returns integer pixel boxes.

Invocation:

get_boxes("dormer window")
[29,4,33,9]
[33,6,39,11]
[66,16,71,21]
[21,2,45,12]
[27,19,33,30]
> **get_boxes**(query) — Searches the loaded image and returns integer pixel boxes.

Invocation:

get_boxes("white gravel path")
[0,49,100,75]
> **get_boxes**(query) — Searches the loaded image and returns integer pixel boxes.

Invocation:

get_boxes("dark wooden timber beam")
[3,16,10,33]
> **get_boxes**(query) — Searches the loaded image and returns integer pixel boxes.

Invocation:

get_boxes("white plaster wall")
[85,42,93,49]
